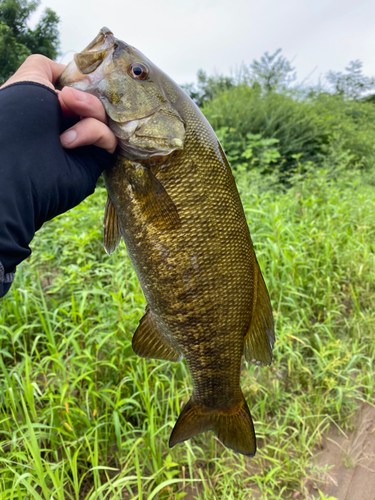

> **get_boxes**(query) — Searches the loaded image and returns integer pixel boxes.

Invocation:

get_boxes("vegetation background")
[1,1,375,499]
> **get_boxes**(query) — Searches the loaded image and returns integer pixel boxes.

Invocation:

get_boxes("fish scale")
[57,27,275,457]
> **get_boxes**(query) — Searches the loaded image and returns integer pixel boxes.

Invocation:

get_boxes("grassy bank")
[1,166,375,499]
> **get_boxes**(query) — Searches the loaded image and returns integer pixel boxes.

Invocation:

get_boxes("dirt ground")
[309,402,375,500]
[184,403,375,500]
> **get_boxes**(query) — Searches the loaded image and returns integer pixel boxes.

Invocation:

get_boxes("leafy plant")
[326,60,375,100]
[2,163,375,498]
[204,85,328,172]
[181,69,235,107]
[216,127,281,175]
[248,48,296,92]
[0,0,60,84]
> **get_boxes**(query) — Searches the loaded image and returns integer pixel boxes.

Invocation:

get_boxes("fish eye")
[129,63,148,80]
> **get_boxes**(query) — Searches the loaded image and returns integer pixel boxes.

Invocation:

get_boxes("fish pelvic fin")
[103,196,121,255]
[132,306,183,362]
[244,261,275,366]
[169,395,256,457]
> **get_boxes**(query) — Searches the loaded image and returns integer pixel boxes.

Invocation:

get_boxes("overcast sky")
[30,0,375,87]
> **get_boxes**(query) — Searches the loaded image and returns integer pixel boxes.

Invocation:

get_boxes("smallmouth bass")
[58,28,275,457]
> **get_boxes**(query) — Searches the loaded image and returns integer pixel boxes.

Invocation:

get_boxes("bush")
[203,85,375,176]
[203,85,329,173]
[312,94,375,170]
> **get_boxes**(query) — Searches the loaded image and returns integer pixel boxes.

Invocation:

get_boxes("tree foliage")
[182,48,297,104]
[181,69,234,107]
[326,60,375,100]
[248,48,296,92]
[202,85,328,174]
[181,48,375,179]
[0,0,60,84]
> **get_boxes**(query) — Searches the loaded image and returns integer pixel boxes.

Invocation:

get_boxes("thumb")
[60,117,118,153]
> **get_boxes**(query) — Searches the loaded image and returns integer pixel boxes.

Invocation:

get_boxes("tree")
[326,60,375,100]
[181,49,297,106]
[0,0,60,84]
[249,48,296,92]
[181,69,234,107]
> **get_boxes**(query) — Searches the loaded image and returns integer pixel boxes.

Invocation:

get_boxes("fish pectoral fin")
[169,394,256,457]
[129,163,180,231]
[244,262,275,366]
[132,306,183,362]
[103,196,121,255]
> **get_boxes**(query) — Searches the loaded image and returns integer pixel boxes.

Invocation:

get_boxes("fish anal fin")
[132,307,182,362]
[169,395,256,457]
[103,196,121,255]
[244,263,275,366]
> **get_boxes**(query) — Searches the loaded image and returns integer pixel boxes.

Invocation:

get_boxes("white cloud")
[32,0,375,86]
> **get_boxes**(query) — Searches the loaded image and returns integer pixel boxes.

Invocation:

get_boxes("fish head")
[58,27,185,160]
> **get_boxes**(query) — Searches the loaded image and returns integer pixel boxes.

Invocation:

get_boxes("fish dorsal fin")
[103,196,121,255]
[244,262,275,366]
[132,306,183,362]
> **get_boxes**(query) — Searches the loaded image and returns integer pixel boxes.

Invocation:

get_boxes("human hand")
[1,54,117,153]
[0,55,118,292]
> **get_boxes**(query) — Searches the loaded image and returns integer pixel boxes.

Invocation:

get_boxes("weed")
[1,166,375,498]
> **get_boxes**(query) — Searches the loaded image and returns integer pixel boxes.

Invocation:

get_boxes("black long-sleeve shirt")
[0,82,113,297]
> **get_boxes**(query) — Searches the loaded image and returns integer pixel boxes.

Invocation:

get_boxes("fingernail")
[60,129,77,146]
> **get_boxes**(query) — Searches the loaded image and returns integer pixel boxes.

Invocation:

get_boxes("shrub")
[203,86,329,173]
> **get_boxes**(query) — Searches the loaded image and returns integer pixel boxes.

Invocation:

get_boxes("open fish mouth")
[81,27,115,53]
[58,27,185,160]
[56,27,116,90]
[74,27,115,75]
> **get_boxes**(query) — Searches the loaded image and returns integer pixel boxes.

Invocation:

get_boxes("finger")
[1,55,65,90]
[50,60,67,84]
[58,87,107,123]
[60,117,117,153]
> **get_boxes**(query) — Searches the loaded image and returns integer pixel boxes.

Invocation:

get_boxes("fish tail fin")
[169,394,256,457]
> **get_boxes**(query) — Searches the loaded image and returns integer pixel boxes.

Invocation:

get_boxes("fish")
[57,27,275,457]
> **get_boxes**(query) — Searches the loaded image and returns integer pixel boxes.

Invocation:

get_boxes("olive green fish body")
[106,102,251,404]
[58,28,275,456]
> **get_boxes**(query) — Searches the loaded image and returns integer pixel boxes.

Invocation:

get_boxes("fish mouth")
[74,27,115,75]
[57,27,116,90]
[82,27,115,53]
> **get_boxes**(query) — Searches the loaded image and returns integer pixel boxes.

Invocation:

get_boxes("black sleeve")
[0,82,113,298]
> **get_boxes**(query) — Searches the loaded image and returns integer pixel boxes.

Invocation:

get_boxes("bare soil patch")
[310,402,375,500]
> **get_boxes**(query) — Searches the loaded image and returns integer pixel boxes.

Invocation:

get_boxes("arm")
[0,55,118,298]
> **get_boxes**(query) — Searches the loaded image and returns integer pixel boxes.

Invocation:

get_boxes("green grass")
[1,166,375,499]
